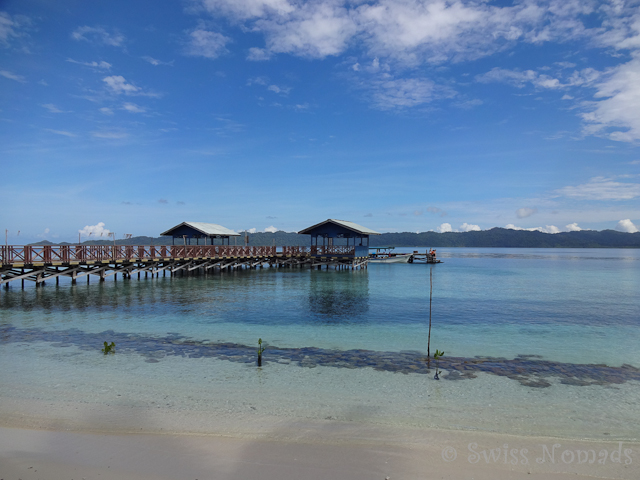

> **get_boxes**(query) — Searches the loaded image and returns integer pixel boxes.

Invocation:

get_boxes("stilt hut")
[298,219,379,258]
[160,222,240,245]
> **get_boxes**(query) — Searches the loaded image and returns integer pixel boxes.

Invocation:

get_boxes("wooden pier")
[0,244,370,288]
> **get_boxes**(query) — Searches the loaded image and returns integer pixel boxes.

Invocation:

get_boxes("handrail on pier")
[1,244,360,265]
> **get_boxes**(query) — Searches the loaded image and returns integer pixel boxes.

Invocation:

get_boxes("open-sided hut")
[298,219,380,258]
[160,221,240,245]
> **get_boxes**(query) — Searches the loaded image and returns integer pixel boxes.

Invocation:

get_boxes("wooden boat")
[368,247,413,263]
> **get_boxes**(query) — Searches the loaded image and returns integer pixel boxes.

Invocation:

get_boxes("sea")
[1,248,639,440]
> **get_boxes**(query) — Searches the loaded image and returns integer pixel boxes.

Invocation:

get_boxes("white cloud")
[370,76,454,109]
[476,68,563,89]
[142,56,173,66]
[459,222,480,232]
[247,228,257,234]
[581,56,640,142]
[0,70,26,82]
[0,12,31,49]
[41,103,64,113]
[595,2,640,51]
[71,26,124,47]
[99,107,114,115]
[192,0,640,115]
[246,47,272,60]
[44,129,77,137]
[454,98,483,109]
[247,76,268,86]
[566,68,601,87]
[103,75,140,95]
[121,102,146,113]
[264,225,278,233]
[260,1,357,58]
[615,219,639,233]
[516,207,538,218]
[79,222,111,238]
[185,28,230,59]
[436,222,453,233]
[565,222,582,232]
[66,58,112,70]
[556,176,640,200]
[0,12,18,46]
[200,0,296,20]
[506,224,560,234]
[197,0,601,66]
[267,84,291,95]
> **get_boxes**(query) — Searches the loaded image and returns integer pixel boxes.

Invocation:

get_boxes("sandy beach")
[2,425,638,480]
[1,398,638,480]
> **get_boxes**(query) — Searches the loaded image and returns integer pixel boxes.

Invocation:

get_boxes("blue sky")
[1,0,640,243]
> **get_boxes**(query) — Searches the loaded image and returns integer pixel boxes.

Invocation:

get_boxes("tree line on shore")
[31,228,640,248]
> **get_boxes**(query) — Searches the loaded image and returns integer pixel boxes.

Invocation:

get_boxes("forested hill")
[31,228,640,248]
[368,228,640,248]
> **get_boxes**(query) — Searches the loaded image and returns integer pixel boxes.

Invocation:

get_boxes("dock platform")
[0,244,370,288]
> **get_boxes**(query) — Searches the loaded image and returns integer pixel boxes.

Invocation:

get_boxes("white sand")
[1,425,638,480]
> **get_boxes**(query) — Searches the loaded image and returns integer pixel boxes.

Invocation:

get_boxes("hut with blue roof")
[160,221,240,245]
[298,219,379,259]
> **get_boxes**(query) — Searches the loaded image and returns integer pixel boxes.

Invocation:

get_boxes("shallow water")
[1,248,639,439]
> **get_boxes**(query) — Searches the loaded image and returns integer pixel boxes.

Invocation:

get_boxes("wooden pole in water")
[428,266,433,359]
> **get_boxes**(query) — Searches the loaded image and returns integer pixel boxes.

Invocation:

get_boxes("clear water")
[1,248,639,440]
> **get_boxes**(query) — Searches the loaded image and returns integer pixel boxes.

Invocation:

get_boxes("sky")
[1,0,640,243]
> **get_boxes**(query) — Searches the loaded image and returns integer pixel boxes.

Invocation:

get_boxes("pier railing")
[281,246,356,256]
[1,245,278,265]
[1,244,366,265]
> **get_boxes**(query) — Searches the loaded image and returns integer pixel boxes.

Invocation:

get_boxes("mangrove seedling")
[257,338,265,367]
[433,349,444,380]
[102,341,116,355]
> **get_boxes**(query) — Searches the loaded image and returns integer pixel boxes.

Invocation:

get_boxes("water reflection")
[307,270,369,322]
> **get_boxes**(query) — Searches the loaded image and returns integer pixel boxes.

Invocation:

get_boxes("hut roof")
[160,221,240,237]
[298,219,380,236]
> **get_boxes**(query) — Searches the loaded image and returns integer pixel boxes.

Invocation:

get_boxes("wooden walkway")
[0,244,370,288]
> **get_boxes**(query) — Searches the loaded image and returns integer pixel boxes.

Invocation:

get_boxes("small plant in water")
[257,338,265,367]
[102,341,116,355]
[433,349,444,380]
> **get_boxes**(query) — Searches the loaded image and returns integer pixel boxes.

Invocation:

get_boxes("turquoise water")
[1,248,639,439]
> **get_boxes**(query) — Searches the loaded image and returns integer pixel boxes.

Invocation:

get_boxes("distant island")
[30,228,640,248]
